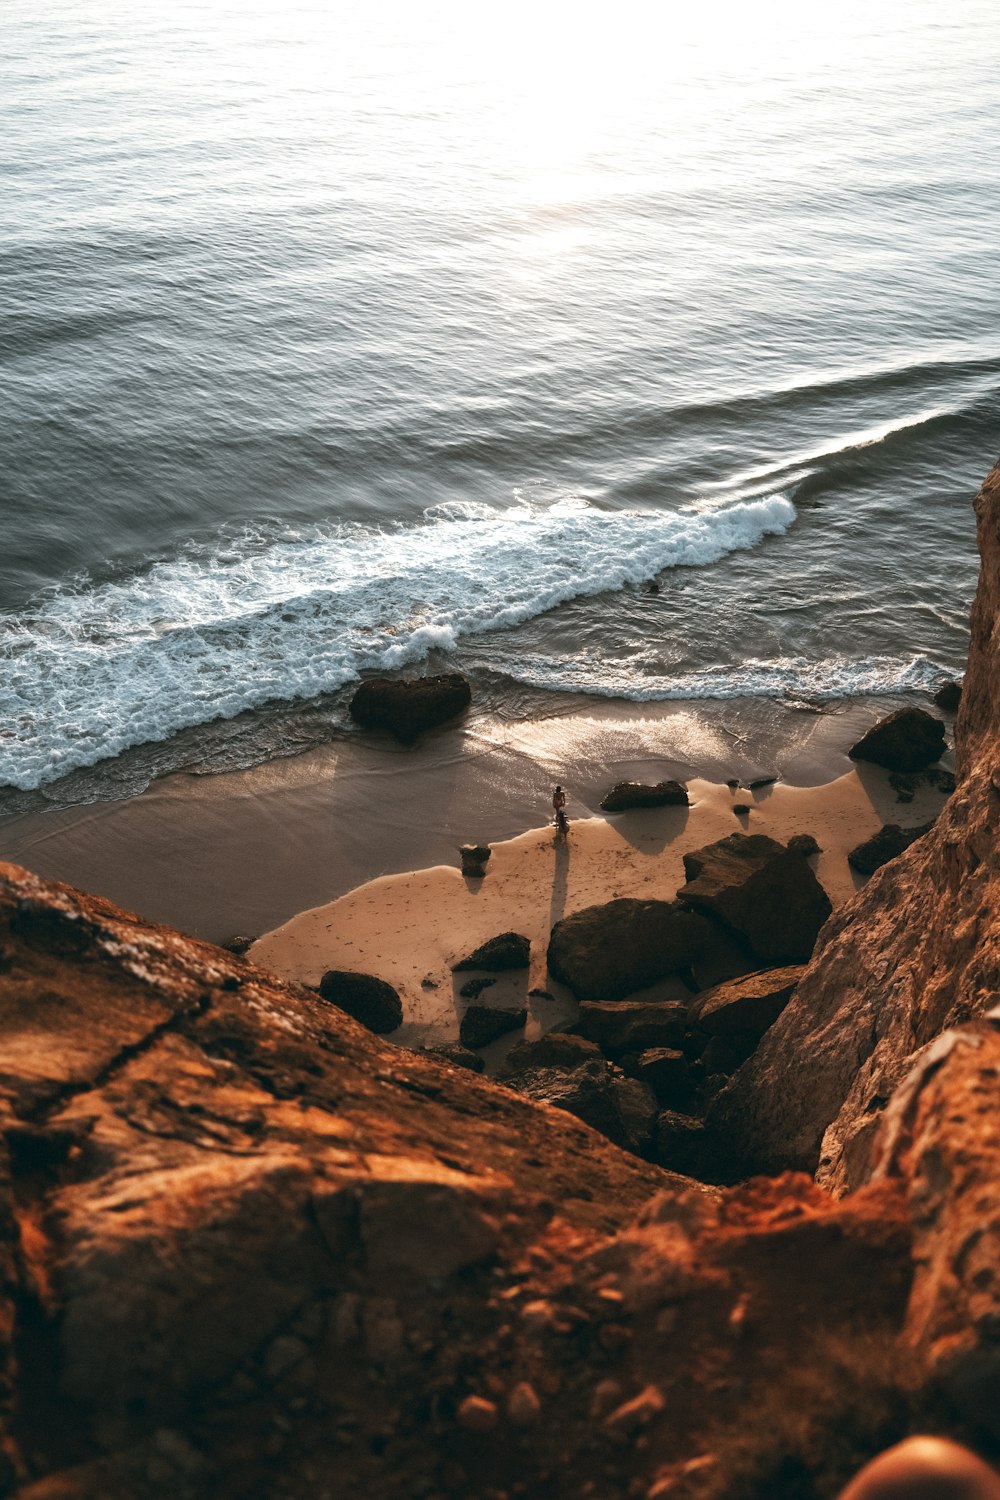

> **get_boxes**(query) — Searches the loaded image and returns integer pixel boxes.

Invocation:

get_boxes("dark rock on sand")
[425,1043,486,1073]
[934,678,963,712]
[349,672,472,743]
[787,833,821,856]
[458,976,496,1000]
[453,931,530,971]
[459,844,491,878]
[677,833,832,964]
[746,775,779,790]
[547,898,716,1001]
[847,821,936,876]
[688,965,804,1039]
[888,768,956,804]
[848,707,946,772]
[732,803,751,816]
[599,780,689,812]
[318,970,403,1034]
[459,1003,527,1049]
[497,1032,602,1078]
[571,1000,687,1060]
[507,1061,657,1155]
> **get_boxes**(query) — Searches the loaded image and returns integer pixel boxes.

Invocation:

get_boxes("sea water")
[2,0,998,803]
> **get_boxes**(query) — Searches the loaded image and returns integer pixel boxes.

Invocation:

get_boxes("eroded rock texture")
[711,459,1000,1188]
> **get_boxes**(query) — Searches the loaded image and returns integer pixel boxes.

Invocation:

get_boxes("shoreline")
[0,691,954,947]
[248,766,952,1055]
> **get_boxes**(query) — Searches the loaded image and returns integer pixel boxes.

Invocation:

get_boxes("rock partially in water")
[318,969,403,1034]
[349,672,471,744]
[848,706,946,772]
[934,678,963,713]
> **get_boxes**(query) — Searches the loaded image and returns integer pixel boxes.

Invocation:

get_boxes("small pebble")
[457,1395,499,1433]
[507,1381,541,1426]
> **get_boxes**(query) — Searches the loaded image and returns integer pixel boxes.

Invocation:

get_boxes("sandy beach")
[249,760,952,1057]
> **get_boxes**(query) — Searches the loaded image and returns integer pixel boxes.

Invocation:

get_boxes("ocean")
[2,0,998,809]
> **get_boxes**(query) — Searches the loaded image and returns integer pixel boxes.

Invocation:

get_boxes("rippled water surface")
[2,0,998,796]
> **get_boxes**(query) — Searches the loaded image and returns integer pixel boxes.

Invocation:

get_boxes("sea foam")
[0,494,795,791]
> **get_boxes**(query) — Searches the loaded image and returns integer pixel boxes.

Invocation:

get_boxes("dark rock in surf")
[453,932,530,972]
[847,707,946,773]
[933,679,963,713]
[459,844,491,878]
[349,673,472,744]
[318,970,403,1034]
[600,780,689,813]
[847,822,936,877]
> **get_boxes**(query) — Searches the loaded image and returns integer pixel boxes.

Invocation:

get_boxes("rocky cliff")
[711,459,1000,1192]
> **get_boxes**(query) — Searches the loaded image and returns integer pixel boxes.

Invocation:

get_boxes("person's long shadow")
[549,830,570,931]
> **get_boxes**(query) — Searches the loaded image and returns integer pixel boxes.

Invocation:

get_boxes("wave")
[0,492,795,791]
[500,652,944,703]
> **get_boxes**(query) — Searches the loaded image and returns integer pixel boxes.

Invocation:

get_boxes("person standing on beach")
[552,784,568,834]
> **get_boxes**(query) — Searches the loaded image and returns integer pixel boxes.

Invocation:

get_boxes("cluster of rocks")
[471,831,832,1175]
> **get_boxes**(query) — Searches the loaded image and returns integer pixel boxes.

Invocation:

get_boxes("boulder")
[318,970,403,1034]
[599,780,689,812]
[219,933,256,956]
[506,1061,657,1155]
[687,965,804,1039]
[677,834,832,964]
[786,833,821,856]
[547,899,716,1001]
[497,1032,603,1078]
[933,678,963,713]
[459,844,491,878]
[348,673,472,743]
[453,931,530,972]
[459,1004,526,1049]
[847,822,935,876]
[847,707,946,772]
[571,1000,687,1060]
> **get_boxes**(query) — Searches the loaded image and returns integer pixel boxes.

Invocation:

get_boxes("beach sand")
[0,694,948,946]
[250,766,951,1057]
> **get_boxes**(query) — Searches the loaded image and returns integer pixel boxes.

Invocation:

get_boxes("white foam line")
[0,493,796,791]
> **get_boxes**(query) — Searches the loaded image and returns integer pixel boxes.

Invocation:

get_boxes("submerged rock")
[348,672,472,743]
[547,898,716,1001]
[848,706,946,772]
[677,833,831,964]
[318,969,403,1033]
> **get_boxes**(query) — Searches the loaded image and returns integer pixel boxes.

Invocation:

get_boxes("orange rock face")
[711,459,1000,1190]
